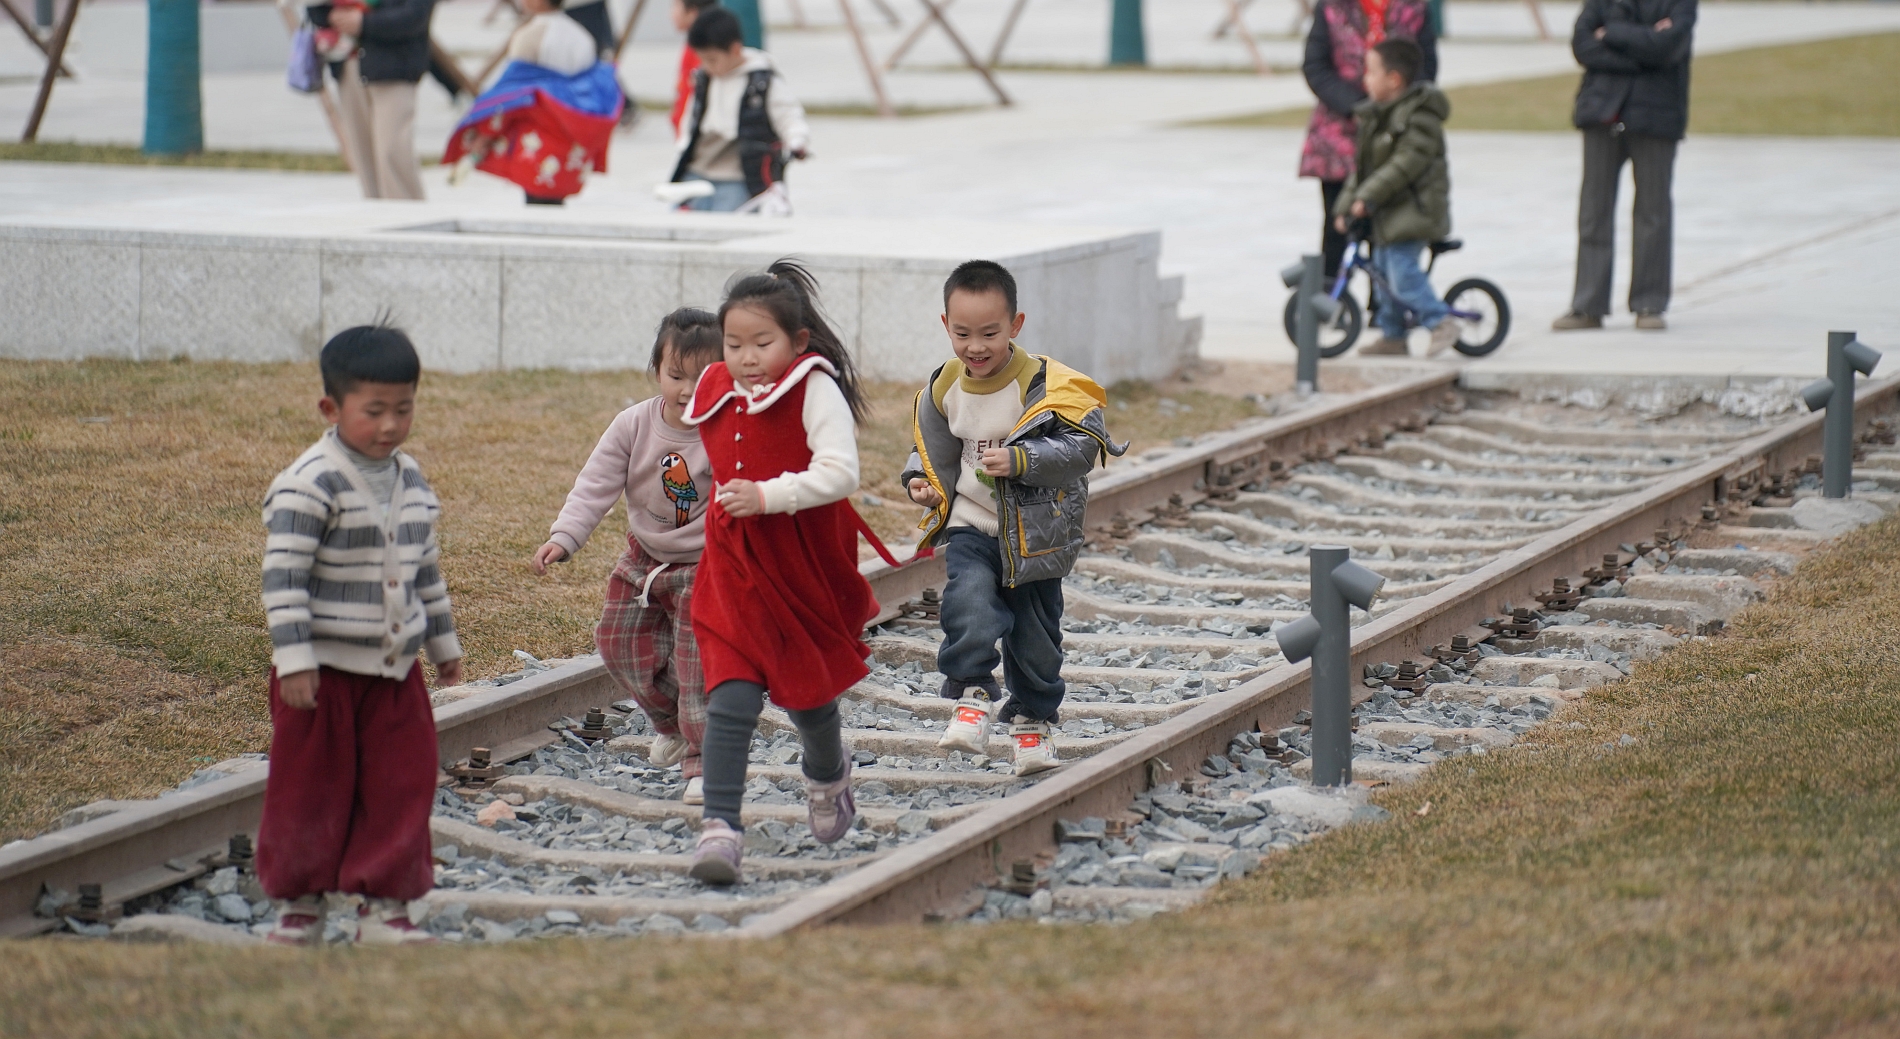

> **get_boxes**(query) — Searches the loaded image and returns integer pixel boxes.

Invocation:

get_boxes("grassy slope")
[6,511,1900,1036]
[1200,31,1900,136]
[0,359,1264,841]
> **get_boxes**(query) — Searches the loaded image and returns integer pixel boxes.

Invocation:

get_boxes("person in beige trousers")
[321,0,436,200]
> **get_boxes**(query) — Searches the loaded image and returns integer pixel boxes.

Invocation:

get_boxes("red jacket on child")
[684,356,877,710]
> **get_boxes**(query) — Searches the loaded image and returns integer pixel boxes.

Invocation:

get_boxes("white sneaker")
[937,690,996,754]
[1427,318,1464,357]
[682,775,704,805]
[1009,717,1060,776]
[648,732,689,768]
[265,896,324,946]
[355,898,436,945]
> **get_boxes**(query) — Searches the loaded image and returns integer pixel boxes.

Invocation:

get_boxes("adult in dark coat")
[320,0,437,199]
[1553,0,1696,331]
[1300,0,1438,278]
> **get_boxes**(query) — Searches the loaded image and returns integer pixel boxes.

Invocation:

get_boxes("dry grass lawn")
[0,142,355,171]
[1199,32,1900,136]
[5,504,1900,1036]
[0,357,1271,842]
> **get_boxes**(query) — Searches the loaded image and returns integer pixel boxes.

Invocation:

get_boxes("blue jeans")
[1373,239,1450,339]
[683,174,751,212]
[935,527,1066,723]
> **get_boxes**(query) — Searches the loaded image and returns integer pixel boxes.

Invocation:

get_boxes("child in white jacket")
[667,6,809,213]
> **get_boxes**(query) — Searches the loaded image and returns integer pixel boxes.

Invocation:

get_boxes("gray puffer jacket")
[902,353,1127,587]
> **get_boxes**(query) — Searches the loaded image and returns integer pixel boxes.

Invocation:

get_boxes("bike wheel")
[1444,278,1510,357]
[1281,291,1363,359]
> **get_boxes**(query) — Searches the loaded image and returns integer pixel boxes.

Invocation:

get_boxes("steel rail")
[0,368,1656,942]
[737,374,1900,932]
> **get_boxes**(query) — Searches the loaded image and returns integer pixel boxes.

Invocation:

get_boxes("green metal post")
[1108,0,1144,66]
[143,0,202,155]
[726,0,765,49]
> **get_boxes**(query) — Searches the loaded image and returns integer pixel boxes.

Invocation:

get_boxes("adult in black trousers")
[1554,0,1696,332]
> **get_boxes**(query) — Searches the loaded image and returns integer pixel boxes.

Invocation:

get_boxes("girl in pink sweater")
[532,310,721,802]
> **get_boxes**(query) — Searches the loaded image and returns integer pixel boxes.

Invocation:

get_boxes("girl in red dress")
[682,259,877,884]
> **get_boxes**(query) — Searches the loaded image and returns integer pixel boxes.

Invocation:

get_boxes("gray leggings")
[700,680,846,830]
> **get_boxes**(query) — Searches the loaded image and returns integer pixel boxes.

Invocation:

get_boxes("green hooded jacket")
[1333,81,1453,246]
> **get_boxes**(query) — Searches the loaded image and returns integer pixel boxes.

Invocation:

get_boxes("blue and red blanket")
[444,60,622,199]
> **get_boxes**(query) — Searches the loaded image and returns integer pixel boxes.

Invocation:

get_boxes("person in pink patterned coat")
[1300,0,1439,278]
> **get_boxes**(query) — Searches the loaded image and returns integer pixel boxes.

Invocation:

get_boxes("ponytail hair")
[718,258,869,424]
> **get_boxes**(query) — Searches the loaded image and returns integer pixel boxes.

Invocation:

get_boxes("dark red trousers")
[256,664,438,902]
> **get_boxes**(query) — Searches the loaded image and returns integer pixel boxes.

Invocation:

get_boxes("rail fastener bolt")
[903,587,943,621]
[1387,660,1431,693]
[1482,607,1544,640]
[448,747,506,788]
[1582,553,1630,585]
[1002,859,1044,896]
[1534,577,1582,612]
[67,883,121,925]
[1430,633,1482,666]
[570,708,615,743]
[226,834,255,872]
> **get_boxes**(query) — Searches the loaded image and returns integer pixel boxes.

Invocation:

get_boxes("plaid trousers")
[597,538,705,778]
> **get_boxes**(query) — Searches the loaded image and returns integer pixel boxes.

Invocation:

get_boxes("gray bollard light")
[1280,255,1324,396]
[1799,330,1882,499]
[1274,545,1386,786]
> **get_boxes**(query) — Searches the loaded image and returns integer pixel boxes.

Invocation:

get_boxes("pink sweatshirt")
[548,396,714,565]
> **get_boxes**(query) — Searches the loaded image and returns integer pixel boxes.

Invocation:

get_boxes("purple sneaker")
[805,759,856,844]
[689,817,743,885]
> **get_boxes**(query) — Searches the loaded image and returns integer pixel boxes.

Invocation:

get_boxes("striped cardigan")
[261,429,462,679]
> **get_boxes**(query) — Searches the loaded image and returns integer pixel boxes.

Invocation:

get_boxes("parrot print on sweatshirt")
[660,452,698,528]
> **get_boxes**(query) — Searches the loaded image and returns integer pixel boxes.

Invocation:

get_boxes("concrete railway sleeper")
[6,371,1899,944]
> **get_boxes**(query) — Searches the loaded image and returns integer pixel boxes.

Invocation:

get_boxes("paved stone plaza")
[2,0,1897,377]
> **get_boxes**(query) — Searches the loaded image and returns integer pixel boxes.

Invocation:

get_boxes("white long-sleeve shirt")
[757,371,858,515]
[686,355,858,514]
[674,48,810,182]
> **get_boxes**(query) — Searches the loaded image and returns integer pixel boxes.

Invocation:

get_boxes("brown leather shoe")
[1551,312,1603,331]
[1357,336,1410,356]
[1634,312,1667,330]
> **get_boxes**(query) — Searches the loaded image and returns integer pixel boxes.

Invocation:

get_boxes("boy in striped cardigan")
[256,324,462,945]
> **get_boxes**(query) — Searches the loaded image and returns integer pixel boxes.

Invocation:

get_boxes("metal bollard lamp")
[1274,545,1386,786]
[1800,330,1882,499]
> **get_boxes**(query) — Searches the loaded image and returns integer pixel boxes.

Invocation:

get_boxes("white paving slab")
[2,1,1895,380]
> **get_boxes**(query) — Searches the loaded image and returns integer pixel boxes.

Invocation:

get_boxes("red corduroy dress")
[685,357,877,710]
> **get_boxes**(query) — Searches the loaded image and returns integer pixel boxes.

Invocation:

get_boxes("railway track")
[7,368,1898,943]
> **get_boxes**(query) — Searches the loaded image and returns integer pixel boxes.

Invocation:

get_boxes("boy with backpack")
[903,261,1127,776]
[1332,37,1460,357]
[667,5,808,213]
